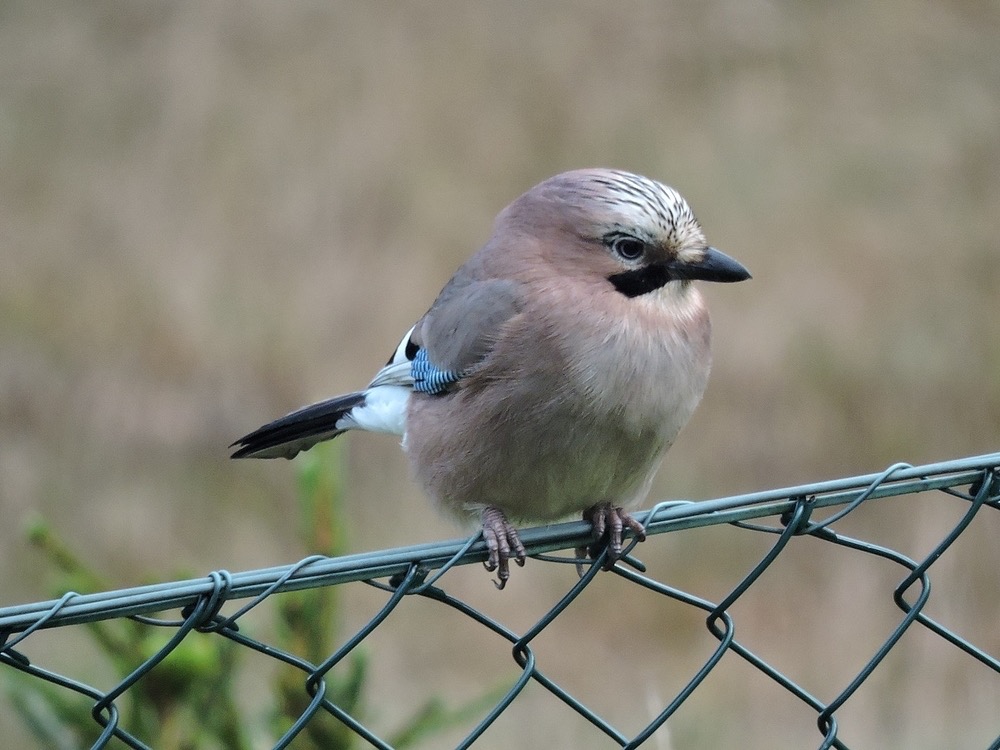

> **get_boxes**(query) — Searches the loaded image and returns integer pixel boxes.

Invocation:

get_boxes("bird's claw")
[482,506,526,589]
[581,503,646,571]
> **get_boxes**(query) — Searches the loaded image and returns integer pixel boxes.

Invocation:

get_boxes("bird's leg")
[481,506,526,589]
[580,502,647,569]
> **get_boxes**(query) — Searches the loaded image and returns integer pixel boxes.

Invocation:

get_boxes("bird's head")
[499,169,751,298]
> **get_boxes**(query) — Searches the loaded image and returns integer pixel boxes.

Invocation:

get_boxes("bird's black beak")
[671,247,751,283]
[607,246,751,298]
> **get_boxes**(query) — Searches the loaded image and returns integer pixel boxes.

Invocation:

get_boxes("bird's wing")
[380,277,523,394]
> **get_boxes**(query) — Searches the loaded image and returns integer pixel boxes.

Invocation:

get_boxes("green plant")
[8,441,504,748]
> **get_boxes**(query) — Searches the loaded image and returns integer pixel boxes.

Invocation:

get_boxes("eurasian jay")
[232,169,750,587]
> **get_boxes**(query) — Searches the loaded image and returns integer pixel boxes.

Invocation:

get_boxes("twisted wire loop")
[2,453,999,749]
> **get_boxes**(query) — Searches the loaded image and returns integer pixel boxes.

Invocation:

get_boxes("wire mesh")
[2,452,999,749]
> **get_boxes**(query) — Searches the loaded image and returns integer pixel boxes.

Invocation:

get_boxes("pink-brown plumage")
[232,169,750,587]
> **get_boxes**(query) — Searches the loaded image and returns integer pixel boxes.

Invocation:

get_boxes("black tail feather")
[230,392,366,459]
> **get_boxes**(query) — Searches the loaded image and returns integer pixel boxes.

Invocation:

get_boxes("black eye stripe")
[607,265,672,298]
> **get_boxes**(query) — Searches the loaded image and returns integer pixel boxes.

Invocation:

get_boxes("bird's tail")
[230,392,366,460]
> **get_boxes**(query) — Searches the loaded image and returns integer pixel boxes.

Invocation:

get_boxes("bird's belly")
[405,392,676,525]
[491,425,667,521]
[405,298,711,525]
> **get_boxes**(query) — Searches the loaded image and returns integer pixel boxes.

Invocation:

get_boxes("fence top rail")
[2,451,997,634]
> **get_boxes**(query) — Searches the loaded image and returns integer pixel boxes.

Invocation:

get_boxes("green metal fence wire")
[2,452,999,749]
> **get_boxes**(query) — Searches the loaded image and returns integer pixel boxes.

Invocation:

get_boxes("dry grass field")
[2,2,999,748]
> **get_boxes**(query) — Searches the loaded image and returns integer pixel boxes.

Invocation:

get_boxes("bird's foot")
[578,503,647,570]
[481,506,526,589]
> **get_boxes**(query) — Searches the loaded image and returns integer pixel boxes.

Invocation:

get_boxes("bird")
[231,169,750,588]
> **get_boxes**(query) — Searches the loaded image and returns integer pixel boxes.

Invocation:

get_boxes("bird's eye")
[611,237,646,261]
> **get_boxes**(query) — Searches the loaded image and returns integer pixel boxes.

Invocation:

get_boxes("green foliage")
[271,441,367,749]
[8,442,503,748]
[10,518,250,750]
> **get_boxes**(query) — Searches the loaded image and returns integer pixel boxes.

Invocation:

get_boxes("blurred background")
[2,1,999,748]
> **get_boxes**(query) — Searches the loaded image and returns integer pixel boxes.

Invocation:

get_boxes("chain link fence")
[2,452,999,749]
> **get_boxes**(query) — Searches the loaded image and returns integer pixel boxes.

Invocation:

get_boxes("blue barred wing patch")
[411,348,463,394]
